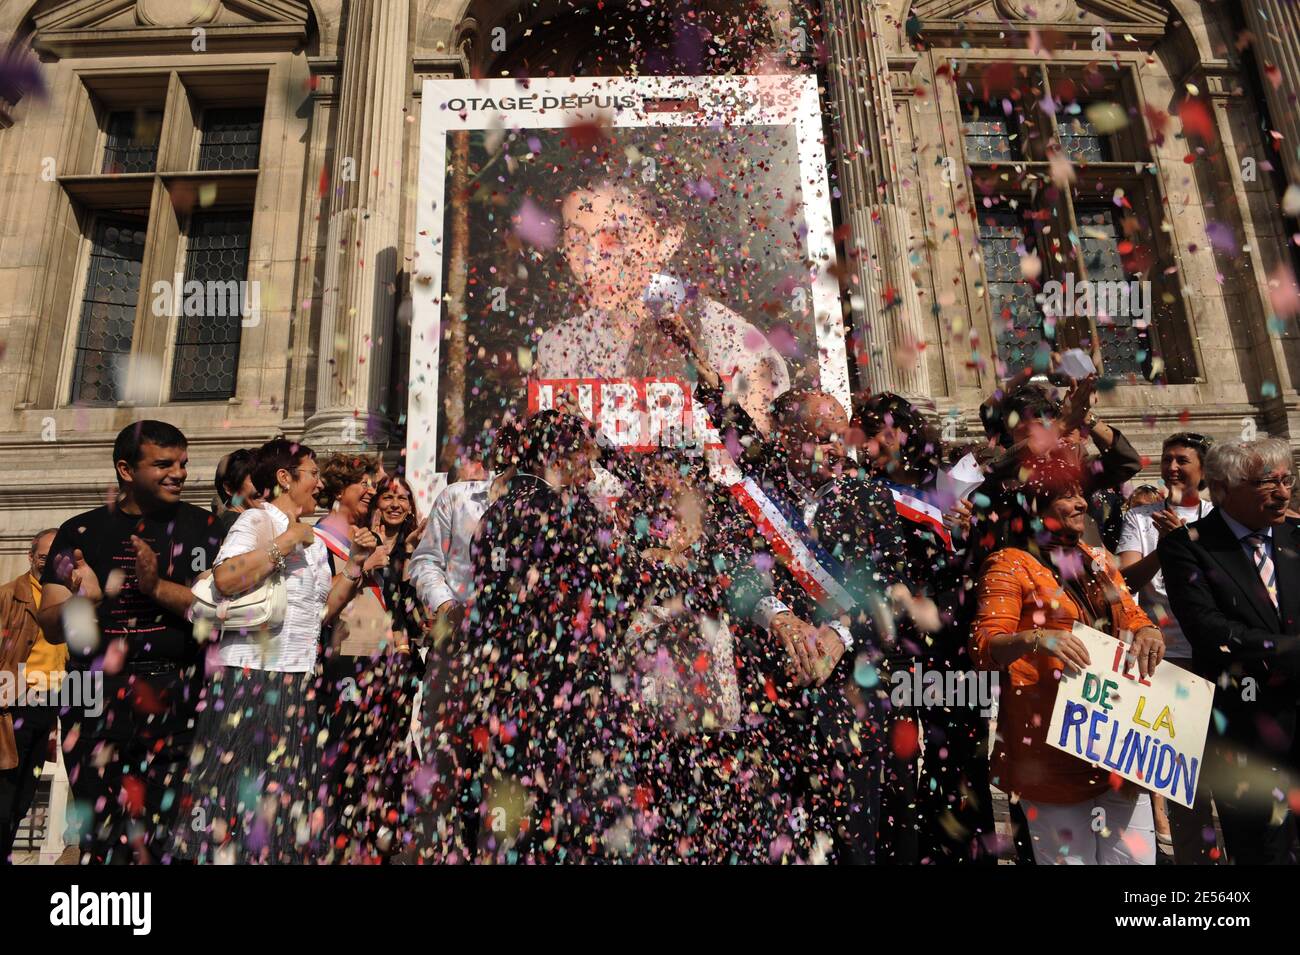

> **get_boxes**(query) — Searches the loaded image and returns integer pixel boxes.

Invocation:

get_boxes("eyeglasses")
[291,467,321,480]
[1249,473,1296,491]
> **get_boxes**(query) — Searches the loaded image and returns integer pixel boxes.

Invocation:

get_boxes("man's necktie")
[1245,532,1278,608]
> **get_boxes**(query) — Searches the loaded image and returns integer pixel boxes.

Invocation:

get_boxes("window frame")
[165,208,255,403]
[67,213,152,406]
[953,56,1194,385]
[54,67,269,409]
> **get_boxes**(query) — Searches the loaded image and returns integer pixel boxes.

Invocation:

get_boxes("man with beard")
[36,421,222,863]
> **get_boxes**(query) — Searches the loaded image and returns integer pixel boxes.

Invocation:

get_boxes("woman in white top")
[170,438,376,864]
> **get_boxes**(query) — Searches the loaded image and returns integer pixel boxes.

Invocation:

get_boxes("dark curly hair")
[215,448,257,506]
[317,452,381,510]
[982,381,1064,448]
[519,411,596,475]
[854,392,943,484]
[250,439,316,498]
[372,474,418,553]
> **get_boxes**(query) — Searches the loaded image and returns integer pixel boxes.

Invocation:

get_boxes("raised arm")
[322,528,374,625]
[130,535,196,618]
[36,534,102,645]
[1087,424,1142,492]
[1117,507,1163,591]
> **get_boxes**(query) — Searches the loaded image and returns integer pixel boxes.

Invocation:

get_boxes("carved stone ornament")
[1000,0,1075,19]
[910,0,1170,26]
[135,0,222,26]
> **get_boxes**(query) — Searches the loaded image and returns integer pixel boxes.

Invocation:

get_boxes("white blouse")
[213,505,332,673]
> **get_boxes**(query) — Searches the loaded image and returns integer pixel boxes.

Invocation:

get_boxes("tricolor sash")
[729,477,856,614]
[313,522,387,608]
[884,483,953,552]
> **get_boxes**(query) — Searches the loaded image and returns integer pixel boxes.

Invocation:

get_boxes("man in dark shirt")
[37,420,221,863]
[655,307,900,862]
[434,411,650,862]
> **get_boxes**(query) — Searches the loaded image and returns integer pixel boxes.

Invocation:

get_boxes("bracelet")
[343,563,363,582]
[267,542,287,575]
[829,621,854,654]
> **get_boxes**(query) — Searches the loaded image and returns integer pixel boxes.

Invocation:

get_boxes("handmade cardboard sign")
[1046,623,1215,808]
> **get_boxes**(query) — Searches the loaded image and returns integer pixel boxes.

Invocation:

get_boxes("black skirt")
[168,666,323,864]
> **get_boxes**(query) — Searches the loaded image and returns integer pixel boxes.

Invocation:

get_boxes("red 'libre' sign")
[529,377,723,451]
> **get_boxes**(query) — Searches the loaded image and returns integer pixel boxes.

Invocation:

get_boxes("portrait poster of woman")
[408,75,848,500]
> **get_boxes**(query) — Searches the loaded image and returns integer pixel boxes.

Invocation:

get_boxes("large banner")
[1046,623,1215,809]
[408,75,848,503]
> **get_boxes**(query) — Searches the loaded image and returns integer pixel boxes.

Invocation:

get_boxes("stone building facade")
[0,0,1297,577]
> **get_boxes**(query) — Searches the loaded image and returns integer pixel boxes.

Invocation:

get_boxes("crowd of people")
[2,339,1299,865]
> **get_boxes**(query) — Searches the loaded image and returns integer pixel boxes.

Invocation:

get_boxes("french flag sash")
[884,483,953,552]
[728,477,856,614]
[313,522,387,608]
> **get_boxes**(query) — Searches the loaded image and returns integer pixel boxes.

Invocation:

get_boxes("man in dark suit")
[650,305,906,862]
[697,377,906,861]
[1159,436,1300,864]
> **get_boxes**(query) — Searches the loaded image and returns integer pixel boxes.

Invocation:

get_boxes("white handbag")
[190,508,288,636]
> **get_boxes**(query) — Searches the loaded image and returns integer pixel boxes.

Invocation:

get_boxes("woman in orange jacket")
[971,472,1165,864]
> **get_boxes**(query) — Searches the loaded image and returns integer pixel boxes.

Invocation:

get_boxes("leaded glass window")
[197,108,263,171]
[71,217,146,404]
[978,209,1044,371]
[102,110,162,173]
[962,104,1015,162]
[170,212,252,401]
[1058,115,1107,163]
[1078,206,1148,378]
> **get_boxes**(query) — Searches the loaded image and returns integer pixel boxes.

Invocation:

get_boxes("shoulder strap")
[729,477,855,614]
[314,522,386,609]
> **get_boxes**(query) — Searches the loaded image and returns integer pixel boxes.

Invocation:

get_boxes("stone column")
[1241,0,1300,186]
[1197,54,1300,437]
[821,0,930,398]
[304,0,410,448]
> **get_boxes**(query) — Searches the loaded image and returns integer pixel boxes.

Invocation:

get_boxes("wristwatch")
[828,620,855,654]
[1084,410,1099,430]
